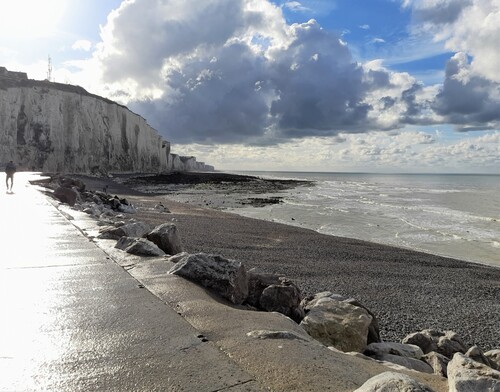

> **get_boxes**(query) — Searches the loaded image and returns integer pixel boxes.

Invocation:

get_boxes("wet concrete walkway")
[0,174,262,391]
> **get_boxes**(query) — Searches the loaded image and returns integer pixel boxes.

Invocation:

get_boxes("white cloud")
[72,40,93,52]
[181,130,499,173]
[406,0,500,83]
[90,0,420,145]
[283,1,310,12]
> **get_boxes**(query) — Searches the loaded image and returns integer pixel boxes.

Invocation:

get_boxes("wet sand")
[75,173,500,351]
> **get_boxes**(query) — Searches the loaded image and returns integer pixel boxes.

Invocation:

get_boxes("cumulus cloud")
[72,40,93,51]
[406,0,500,82]
[406,0,472,25]
[283,1,310,12]
[432,52,500,130]
[94,0,422,145]
[85,0,499,146]
[404,0,500,131]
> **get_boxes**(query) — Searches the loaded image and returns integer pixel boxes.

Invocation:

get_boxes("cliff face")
[0,67,214,173]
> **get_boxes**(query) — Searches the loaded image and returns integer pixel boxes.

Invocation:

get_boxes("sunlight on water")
[232,172,500,267]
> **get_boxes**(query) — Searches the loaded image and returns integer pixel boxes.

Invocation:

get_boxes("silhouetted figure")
[5,161,16,191]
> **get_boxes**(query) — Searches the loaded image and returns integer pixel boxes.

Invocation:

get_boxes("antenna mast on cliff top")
[47,55,53,82]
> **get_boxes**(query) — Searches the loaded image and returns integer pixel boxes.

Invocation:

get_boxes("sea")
[228,171,500,268]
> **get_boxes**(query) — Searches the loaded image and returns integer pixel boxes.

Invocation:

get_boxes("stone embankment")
[35,175,500,392]
[0,66,213,173]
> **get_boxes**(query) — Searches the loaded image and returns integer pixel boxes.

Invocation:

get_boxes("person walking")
[5,160,16,191]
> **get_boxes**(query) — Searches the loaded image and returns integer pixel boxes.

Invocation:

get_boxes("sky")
[1,0,499,173]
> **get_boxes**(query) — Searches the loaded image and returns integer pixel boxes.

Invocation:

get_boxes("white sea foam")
[231,171,500,267]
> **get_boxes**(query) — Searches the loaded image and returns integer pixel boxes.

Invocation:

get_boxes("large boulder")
[485,349,500,371]
[302,291,381,344]
[167,252,190,264]
[168,253,248,305]
[59,177,86,192]
[260,279,304,322]
[53,186,78,206]
[374,353,434,374]
[353,372,436,392]
[422,351,450,377]
[246,269,281,308]
[448,353,500,392]
[363,342,433,373]
[245,269,304,321]
[465,346,498,370]
[98,222,151,240]
[364,342,424,360]
[115,237,166,257]
[146,223,183,255]
[299,298,372,352]
[402,329,467,358]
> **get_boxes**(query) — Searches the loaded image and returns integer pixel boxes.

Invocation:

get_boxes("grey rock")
[373,353,434,374]
[167,252,190,263]
[260,279,304,322]
[246,269,281,308]
[353,372,436,392]
[246,330,309,341]
[485,349,500,371]
[146,223,183,255]
[402,330,437,354]
[437,331,467,359]
[117,203,137,214]
[402,329,466,358]
[299,298,372,352]
[115,237,166,257]
[155,203,170,213]
[448,353,500,392]
[364,342,424,360]
[168,253,248,305]
[115,237,137,250]
[465,345,498,370]
[422,351,450,377]
[53,186,78,206]
[98,222,151,240]
[302,291,381,344]
[59,177,85,192]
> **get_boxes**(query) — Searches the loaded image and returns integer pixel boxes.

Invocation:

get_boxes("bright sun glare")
[1,0,67,39]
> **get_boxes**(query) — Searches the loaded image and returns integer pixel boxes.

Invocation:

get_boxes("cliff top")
[0,66,127,110]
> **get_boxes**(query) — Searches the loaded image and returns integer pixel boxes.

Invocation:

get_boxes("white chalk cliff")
[0,67,214,173]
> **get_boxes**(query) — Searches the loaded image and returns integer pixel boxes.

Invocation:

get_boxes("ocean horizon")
[228,170,500,268]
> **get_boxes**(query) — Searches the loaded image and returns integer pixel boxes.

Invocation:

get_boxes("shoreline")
[71,172,500,351]
[121,171,499,269]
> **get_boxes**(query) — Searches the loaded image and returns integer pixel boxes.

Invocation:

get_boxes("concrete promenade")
[0,174,262,391]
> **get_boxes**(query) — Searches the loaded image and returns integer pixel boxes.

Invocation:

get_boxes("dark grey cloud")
[127,16,391,145]
[268,21,372,138]
[131,41,272,144]
[100,0,499,146]
[432,53,500,128]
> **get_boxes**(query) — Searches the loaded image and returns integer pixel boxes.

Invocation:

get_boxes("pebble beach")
[77,172,500,351]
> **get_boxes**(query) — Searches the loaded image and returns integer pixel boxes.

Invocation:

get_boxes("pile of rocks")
[47,176,499,392]
[33,175,137,214]
[167,252,500,391]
